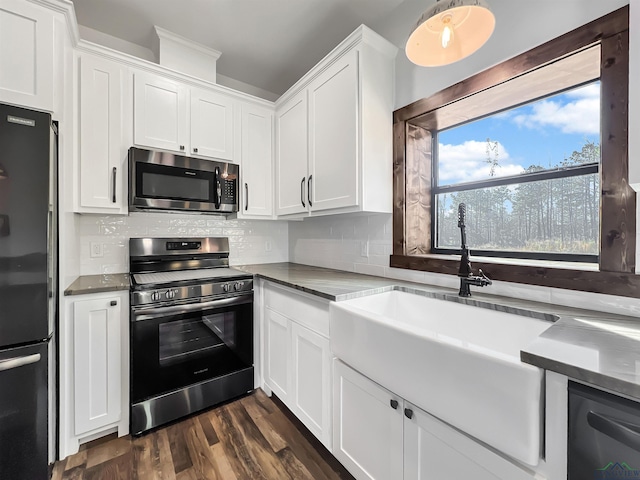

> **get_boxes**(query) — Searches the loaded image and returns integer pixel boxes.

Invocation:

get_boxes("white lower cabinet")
[334,359,542,480]
[333,359,404,480]
[265,307,291,401]
[291,321,331,444]
[262,282,332,449]
[61,290,129,457]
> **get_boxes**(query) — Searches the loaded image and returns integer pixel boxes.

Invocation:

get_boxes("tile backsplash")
[78,212,288,275]
[289,213,640,318]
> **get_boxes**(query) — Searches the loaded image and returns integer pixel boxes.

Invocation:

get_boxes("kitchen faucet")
[457,203,492,297]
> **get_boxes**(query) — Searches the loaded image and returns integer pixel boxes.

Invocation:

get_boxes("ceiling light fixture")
[406,0,495,67]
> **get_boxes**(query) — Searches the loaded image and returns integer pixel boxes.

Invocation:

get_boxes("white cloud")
[512,83,600,135]
[438,140,525,184]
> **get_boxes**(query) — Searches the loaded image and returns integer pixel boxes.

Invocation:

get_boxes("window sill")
[389,254,639,298]
[416,253,599,272]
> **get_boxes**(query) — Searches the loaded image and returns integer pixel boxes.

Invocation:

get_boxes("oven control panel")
[132,279,254,307]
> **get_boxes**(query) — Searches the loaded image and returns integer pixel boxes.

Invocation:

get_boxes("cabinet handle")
[193,147,199,153]
[300,177,306,208]
[112,167,117,203]
[180,145,185,151]
[245,183,249,211]
[404,408,413,419]
[110,300,118,306]
[308,174,313,207]
[390,399,398,410]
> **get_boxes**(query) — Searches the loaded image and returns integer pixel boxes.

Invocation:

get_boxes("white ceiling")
[70,0,412,97]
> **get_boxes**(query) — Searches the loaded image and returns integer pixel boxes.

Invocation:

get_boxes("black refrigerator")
[0,103,57,480]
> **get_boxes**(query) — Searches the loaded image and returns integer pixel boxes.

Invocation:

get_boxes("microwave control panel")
[221,179,236,204]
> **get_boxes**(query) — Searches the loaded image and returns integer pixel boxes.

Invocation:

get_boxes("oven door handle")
[132,294,253,321]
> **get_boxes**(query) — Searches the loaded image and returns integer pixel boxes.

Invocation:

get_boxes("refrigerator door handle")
[0,353,41,372]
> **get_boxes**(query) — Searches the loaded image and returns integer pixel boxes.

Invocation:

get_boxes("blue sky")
[437,82,601,186]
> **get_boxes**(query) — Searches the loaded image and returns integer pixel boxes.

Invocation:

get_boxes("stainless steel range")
[129,237,254,435]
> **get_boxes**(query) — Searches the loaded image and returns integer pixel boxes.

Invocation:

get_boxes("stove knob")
[234,282,244,291]
[165,290,176,300]
[222,283,231,293]
[151,291,161,302]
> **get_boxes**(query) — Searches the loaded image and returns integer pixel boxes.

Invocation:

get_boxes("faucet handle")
[478,269,492,284]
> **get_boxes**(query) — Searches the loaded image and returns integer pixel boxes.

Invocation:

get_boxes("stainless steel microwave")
[129,147,239,214]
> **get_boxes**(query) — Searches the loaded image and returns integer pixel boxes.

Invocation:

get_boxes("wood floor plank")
[165,422,193,474]
[265,407,337,480]
[51,458,67,480]
[150,428,177,480]
[131,435,154,480]
[65,449,87,471]
[277,447,316,480]
[240,394,271,420]
[252,412,287,453]
[183,417,222,480]
[197,414,219,446]
[53,390,352,480]
[85,436,131,469]
[225,400,293,480]
[209,404,266,480]
[210,443,238,480]
[253,389,278,414]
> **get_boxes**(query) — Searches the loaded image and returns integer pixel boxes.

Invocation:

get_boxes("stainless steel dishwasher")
[569,381,640,479]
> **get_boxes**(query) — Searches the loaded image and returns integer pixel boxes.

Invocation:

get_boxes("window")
[392,7,637,297]
[433,81,601,262]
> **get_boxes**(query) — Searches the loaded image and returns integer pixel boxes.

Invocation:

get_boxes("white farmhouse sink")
[330,289,554,467]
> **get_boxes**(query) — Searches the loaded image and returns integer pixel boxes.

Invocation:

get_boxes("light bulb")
[441,17,453,49]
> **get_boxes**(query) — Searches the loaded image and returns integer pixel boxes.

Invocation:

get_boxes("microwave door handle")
[214,166,222,209]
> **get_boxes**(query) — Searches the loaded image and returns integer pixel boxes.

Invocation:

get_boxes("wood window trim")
[391,6,640,298]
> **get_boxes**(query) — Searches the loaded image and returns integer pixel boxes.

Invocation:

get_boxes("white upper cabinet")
[77,52,128,214]
[276,90,309,216]
[133,71,189,154]
[0,0,54,112]
[190,88,234,160]
[134,71,236,162]
[275,25,397,218]
[239,103,274,218]
[308,49,358,211]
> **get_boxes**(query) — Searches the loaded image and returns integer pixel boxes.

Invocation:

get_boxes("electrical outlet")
[360,241,369,258]
[90,242,103,258]
[265,240,272,252]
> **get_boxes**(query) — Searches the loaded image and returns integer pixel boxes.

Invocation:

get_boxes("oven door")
[130,293,253,404]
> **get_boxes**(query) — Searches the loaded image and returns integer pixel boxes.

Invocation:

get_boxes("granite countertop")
[64,274,130,296]
[238,262,640,401]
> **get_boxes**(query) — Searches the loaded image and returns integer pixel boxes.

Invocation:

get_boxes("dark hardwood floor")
[52,389,354,480]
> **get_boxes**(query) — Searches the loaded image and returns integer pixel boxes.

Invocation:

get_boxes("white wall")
[77,213,288,275]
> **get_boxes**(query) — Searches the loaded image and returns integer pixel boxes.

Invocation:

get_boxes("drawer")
[264,282,329,337]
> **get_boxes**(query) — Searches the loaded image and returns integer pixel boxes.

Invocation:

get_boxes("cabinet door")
[133,72,188,153]
[291,322,331,448]
[239,103,273,217]
[265,308,290,401]
[73,296,122,435]
[404,403,536,480]
[276,90,308,216]
[308,50,358,212]
[190,88,234,160]
[333,359,403,480]
[78,53,127,213]
[0,0,53,111]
